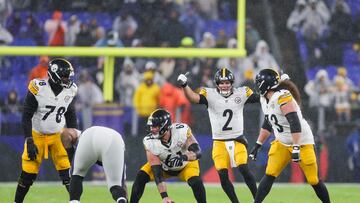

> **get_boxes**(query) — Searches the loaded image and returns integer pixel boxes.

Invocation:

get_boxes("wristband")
[160,192,168,199]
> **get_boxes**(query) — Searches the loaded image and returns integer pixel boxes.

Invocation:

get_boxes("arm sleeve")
[64,98,78,128]
[151,165,164,185]
[245,93,260,104]
[285,112,302,133]
[22,91,38,138]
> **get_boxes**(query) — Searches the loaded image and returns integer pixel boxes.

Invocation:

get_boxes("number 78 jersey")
[199,87,253,140]
[28,79,77,134]
[260,89,314,145]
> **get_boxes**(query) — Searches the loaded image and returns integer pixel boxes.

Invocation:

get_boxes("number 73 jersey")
[28,79,77,134]
[199,87,253,140]
[260,89,314,145]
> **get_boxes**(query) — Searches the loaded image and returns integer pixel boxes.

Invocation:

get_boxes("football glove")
[26,137,38,161]
[249,142,262,161]
[177,72,189,88]
[292,144,301,162]
[169,155,187,167]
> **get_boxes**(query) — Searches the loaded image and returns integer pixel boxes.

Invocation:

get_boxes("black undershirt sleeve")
[261,118,273,133]
[199,94,208,107]
[151,165,164,185]
[64,98,78,128]
[22,91,38,138]
[285,112,302,133]
[245,93,260,104]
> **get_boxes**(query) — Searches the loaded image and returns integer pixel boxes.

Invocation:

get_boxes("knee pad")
[19,171,37,187]
[59,169,71,186]
[307,176,319,185]
[187,176,203,187]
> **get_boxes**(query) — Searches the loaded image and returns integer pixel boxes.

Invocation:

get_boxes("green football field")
[1,182,359,203]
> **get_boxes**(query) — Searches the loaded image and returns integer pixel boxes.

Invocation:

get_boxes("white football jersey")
[199,87,253,140]
[143,123,191,171]
[28,79,77,134]
[260,89,314,145]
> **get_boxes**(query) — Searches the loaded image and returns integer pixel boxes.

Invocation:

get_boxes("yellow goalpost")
[0,0,246,101]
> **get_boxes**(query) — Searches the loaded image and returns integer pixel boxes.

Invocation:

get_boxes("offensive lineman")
[64,127,127,203]
[130,109,206,203]
[249,69,330,203]
[14,58,78,203]
[177,68,258,202]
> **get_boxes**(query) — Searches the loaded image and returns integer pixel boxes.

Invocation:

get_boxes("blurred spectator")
[88,18,105,42]
[287,0,307,32]
[330,0,350,15]
[197,0,218,20]
[334,77,351,122]
[65,14,80,46]
[323,0,353,66]
[179,2,205,43]
[76,70,103,129]
[112,8,138,42]
[243,40,280,75]
[144,60,166,87]
[240,69,256,90]
[6,12,21,37]
[245,19,261,54]
[75,23,97,69]
[198,32,216,48]
[28,56,49,82]
[304,69,333,133]
[159,82,192,124]
[0,0,12,45]
[1,89,21,114]
[215,28,228,48]
[133,71,160,136]
[44,10,67,46]
[346,125,360,182]
[158,57,176,80]
[115,57,140,106]
[95,30,123,47]
[20,14,44,45]
[333,67,354,91]
[155,8,186,47]
[300,0,330,68]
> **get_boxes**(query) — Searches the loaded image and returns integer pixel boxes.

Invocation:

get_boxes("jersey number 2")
[222,109,233,131]
[42,105,66,123]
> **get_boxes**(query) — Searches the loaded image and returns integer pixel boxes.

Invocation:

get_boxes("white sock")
[69,200,80,203]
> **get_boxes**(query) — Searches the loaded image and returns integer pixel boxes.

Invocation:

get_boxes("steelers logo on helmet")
[214,68,234,97]
[47,58,75,88]
[255,68,280,96]
[147,109,172,139]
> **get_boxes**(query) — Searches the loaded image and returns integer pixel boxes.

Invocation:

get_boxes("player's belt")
[32,129,59,136]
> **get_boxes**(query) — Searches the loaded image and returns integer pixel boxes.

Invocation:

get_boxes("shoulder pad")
[277,90,293,105]
[28,79,46,95]
[244,86,254,97]
[198,88,208,97]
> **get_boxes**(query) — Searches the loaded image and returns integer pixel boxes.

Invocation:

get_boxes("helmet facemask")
[255,69,280,96]
[216,80,233,97]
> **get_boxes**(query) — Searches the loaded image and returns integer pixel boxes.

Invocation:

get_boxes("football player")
[66,127,127,203]
[14,58,78,203]
[130,109,206,203]
[177,68,258,202]
[249,69,330,203]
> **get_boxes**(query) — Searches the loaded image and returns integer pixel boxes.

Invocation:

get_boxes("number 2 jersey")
[260,89,314,145]
[28,78,77,134]
[199,87,253,140]
[143,123,191,172]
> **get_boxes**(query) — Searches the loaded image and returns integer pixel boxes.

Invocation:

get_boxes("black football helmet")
[255,69,280,96]
[147,109,171,139]
[48,58,74,88]
[214,68,234,97]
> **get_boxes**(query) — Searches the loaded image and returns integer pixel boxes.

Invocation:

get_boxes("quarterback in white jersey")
[65,126,127,203]
[130,109,206,203]
[178,68,258,202]
[250,69,330,203]
[14,58,79,203]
